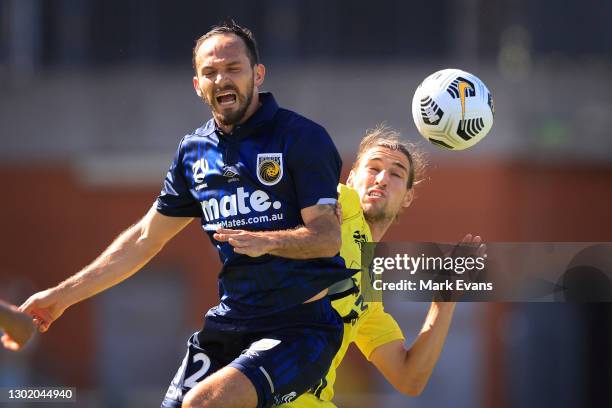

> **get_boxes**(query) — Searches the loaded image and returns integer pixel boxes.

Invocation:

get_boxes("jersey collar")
[197,92,279,139]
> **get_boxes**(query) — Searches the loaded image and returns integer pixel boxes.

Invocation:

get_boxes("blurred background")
[1,0,611,407]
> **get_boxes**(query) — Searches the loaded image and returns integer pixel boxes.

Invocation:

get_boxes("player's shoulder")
[274,108,330,140]
[275,107,324,130]
[176,119,217,149]
[337,184,362,221]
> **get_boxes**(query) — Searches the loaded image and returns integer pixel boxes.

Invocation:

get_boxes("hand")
[1,305,36,351]
[19,289,68,333]
[448,234,486,259]
[433,234,487,302]
[213,228,273,257]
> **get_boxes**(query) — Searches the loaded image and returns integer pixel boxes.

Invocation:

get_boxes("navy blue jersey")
[157,93,354,319]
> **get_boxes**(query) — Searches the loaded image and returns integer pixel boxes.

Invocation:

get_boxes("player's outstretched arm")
[214,203,341,259]
[369,301,456,397]
[20,205,193,332]
[0,300,36,351]
[369,235,485,396]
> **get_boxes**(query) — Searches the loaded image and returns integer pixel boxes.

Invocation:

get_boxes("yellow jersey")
[281,184,405,408]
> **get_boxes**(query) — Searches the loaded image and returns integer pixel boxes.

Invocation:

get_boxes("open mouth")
[367,190,385,200]
[216,91,237,106]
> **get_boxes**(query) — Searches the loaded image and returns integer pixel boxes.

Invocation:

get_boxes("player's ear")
[346,170,356,187]
[254,63,265,87]
[193,76,202,97]
[402,189,414,208]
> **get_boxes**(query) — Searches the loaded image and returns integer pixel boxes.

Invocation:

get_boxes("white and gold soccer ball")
[412,68,494,150]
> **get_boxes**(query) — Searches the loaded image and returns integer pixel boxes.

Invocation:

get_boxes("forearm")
[52,224,164,309]
[215,205,340,259]
[266,222,340,259]
[400,302,456,394]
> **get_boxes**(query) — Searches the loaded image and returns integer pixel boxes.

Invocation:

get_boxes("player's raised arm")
[367,235,485,397]
[20,204,193,332]
[368,301,456,397]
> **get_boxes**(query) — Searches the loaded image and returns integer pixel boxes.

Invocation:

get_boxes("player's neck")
[368,220,393,242]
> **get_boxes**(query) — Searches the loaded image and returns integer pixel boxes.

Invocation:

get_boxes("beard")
[363,203,396,226]
[206,77,255,127]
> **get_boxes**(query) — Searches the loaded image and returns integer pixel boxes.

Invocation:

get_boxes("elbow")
[396,382,426,397]
[135,230,166,256]
[135,235,163,254]
[307,217,341,258]
[393,372,429,397]
[322,230,341,257]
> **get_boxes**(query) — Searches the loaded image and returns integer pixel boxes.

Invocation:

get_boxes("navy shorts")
[161,298,343,408]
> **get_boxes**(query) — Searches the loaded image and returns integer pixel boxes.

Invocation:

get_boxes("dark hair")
[353,124,428,190]
[192,21,260,73]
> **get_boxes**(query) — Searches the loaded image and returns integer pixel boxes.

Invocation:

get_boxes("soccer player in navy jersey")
[20,22,354,408]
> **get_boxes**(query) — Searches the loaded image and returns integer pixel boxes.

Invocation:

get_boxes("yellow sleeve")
[354,303,405,360]
[333,184,371,318]
[338,183,371,271]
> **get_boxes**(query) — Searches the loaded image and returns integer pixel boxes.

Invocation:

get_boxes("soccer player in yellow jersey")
[283,125,484,407]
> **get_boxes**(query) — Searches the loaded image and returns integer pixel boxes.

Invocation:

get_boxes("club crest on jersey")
[257,153,283,186]
[192,158,209,184]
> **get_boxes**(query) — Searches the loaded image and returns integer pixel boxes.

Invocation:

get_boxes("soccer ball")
[411,68,494,150]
